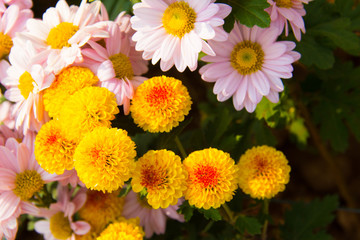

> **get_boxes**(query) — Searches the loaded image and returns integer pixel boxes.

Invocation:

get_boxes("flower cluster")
[0,0,310,238]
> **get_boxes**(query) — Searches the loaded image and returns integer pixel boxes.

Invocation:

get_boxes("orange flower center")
[194,165,219,189]
[140,165,167,190]
[145,85,174,107]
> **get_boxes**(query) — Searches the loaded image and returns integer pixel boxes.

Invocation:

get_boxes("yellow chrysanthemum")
[131,150,187,209]
[78,190,125,234]
[59,87,119,139]
[183,148,239,210]
[96,218,144,240]
[34,120,78,174]
[74,127,136,193]
[237,145,291,199]
[44,66,99,118]
[130,76,192,133]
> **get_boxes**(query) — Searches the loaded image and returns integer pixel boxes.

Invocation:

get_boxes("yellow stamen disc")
[230,41,264,75]
[46,22,79,49]
[162,1,196,38]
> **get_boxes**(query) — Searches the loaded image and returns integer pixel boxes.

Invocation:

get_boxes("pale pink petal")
[0,192,20,221]
[71,221,91,235]
[0,168,16,190]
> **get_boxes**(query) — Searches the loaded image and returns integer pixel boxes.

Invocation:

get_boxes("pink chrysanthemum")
[122,190,185,238]
[0,40,54,134]
[0,0,32,13]
[0,4,33,59]
[34,185,90,240]
[82,14,148,115]
[199,22,301,112]
[131,0,231,72]
[0,138,59,240]
[266,0,312,41]
[18,0,108,74]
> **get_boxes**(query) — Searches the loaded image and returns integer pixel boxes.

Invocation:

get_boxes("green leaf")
[281,195,339,240]
[118,184,132,198]
[313,102,349,152]
[229,0,270,28]
[255,98,280,128]
[197,208,222,221]
[177,201,194,222]
[210,108,233,145]
[289,118,309,145]
[101,0,133,20]
[310,18,360,55]
[235,215,262,235]
[296,35,335,69]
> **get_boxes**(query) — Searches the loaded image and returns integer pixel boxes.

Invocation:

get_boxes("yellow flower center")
[46,22,79,49]
[49,212,73,240]
[13,170,44,201]
[230,41,264,75]
[18,71,35,99]
[109,53,134,79]
[162,1,196,38]
[275,0,293,8]
[0,32,13,59]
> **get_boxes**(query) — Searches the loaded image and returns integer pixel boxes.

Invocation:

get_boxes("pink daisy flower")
[0,125,22,146]
[199,22,301,112]
[0,138,59,240]
[0,4,33,59]
[18,0,108,74]
[0,100,15,130]
[0,0,32,12]
[1,40,54,134]
[266,0,312,41]
[82,16,148,115]
[34,185,90,240]
[130,0,231,72]
[122,190,185,238]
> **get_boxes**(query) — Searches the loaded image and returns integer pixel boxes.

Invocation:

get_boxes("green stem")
[201,220,214,234]
[174,136,187,159]
[261,199,270,240]
[222,203,235,224]
[34,192,46,207]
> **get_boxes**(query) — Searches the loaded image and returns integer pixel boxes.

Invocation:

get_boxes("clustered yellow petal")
[78,190,125,235]
[131,150,187,209]
[183,148,239,210]
[130,76,192,133]
[74,127,136,193]
[43,66,99,118]
[96,218,144,240]
[237,145,291,199]
[34,120,78,174]
[59,86,119,139]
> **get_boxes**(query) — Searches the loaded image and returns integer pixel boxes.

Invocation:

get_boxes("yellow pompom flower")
[237,145,291,199]
[74,127,136,193]
[96,218,144,240]
[183,148,239,210]
[44,66,99,118]
[34,120,78,174]
[59,86,119,139]
[130,76,192,133]
[78,190,125,235]
[131,150,187,209]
